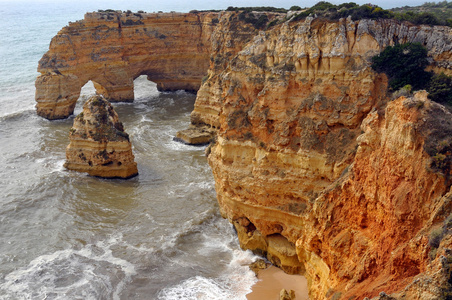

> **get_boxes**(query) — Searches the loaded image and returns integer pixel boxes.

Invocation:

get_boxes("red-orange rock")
[64,95,138,178]
[204,17,452,300]
[38,9,452,299]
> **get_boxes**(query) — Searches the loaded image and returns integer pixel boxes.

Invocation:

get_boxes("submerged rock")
[64,95,138,178]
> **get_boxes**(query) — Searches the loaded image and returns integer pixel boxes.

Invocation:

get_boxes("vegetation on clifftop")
[289,1,452,26]
[371,42,431,91]
[392,1,452,27]
[371,42,452,106]
[226,1,452,29]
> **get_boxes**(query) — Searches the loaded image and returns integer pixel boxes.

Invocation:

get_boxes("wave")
[0,234,136,300]
[155,212,258,300]
[157,249,257,300]
[0,108,36,123]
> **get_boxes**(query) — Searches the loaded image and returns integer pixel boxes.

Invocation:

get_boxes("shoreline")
[246,266,309,300]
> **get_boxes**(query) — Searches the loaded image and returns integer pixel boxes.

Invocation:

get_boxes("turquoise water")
[0,2,260,299]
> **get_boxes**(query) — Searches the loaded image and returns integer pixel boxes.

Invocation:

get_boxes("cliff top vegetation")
[371,42,452,106]
[391,1,452,21]
[226,1,452,27]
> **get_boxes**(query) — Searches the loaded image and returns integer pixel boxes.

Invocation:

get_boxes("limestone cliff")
[64,95,138,178]
[38,10,452,299]
[36,10,218,119]
[204,17,452,300]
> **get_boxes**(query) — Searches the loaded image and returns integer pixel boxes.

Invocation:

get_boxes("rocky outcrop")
[39,9,452,299]
[194,17,452,131]
[64,95,138,178]
[36,10,219,119]
[204,16,452,300]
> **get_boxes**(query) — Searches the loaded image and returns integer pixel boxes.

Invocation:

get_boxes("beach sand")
[246,266,309,300]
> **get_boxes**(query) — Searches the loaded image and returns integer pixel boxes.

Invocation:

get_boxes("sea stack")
[64,95,138,178]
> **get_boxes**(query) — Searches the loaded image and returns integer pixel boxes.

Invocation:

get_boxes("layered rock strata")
[38,10,452,299]
[204,17,452,300]
[64,95,138,178]
[35,10,218,119]
[194,17,452,131]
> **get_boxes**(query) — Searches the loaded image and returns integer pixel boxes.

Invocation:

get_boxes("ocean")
[0,1,260,299]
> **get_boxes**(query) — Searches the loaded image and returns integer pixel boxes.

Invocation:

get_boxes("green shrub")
[289,6,302,11]
[392,84,412,99]
[371,42,432,90]
[238,11,269,29]
[310,1,336,11]
[427,73,452,105]
[267,19,280,27]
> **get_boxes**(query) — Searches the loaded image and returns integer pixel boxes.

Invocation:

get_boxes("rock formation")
[38,9,452,299]
[64,95,138,178]
[203,15,452,300]
[35,10,219,119]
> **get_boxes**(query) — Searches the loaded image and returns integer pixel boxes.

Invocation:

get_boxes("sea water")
[0,1,259,299]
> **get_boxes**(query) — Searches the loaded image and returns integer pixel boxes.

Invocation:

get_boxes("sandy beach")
[246,266,309,300]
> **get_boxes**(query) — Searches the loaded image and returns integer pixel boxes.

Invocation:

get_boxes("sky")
[0,0,437,10]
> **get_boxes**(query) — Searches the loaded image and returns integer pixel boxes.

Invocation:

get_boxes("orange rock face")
[36,11,218,119]
[64,95,138,178]
[204,17,452,300]
[39,10,452,299]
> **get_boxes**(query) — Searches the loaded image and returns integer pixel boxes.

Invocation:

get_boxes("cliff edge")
[35,10,218,119]
[204,16,452,299]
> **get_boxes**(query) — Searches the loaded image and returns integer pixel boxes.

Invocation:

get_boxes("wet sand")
[246,266,309,300]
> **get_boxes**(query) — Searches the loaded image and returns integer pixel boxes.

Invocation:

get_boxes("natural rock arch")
[35,11,218,120]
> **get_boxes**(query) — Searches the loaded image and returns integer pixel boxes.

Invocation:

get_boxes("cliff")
[204,16,452,299]
[37,10,452,299]
[35,10,218,119]
[64,95,138,178]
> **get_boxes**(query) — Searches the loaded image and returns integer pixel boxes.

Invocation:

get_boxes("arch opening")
[74,80,96,115]
[133,75,159,101]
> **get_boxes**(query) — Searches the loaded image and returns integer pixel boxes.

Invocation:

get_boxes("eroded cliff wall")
[35,10,218,119]
[204,17,452,299]
[37,10,452,299]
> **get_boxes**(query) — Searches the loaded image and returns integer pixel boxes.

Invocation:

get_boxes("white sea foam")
[0,234,136,300]
[157,250,257,300]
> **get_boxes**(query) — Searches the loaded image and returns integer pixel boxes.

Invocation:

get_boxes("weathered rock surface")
[175,125,215,145]
[36,11,219,119]
[194,17,452,130]
[280,288,296,300]
[39,10,452,299]
[204,16,452,300]
[64,95,138,178]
